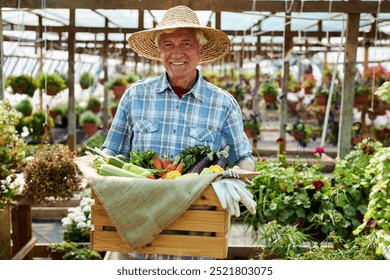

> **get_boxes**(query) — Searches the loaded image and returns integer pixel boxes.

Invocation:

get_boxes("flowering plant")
[0,100,26,209]
[300,73,316,89]
[61,195,94,243]
[363,64,388,86]
[242,112,262,135]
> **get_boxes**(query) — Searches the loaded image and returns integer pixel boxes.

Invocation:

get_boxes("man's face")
[158,28,203,83]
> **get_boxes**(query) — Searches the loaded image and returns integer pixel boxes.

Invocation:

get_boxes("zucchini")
[116,154,130,163]
[122,162,152,177]
[98,164,146,178]
[106,156,127,168]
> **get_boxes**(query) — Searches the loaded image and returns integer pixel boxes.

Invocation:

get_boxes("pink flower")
[314,146,325,158]
[312,180,325,190]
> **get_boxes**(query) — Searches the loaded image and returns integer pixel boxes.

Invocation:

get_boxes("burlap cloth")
[74,155,219,249]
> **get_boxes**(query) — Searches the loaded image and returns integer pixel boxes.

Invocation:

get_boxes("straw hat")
[127,6,231,64]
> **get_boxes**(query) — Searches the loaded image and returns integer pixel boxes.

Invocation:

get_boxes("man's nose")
[171,45,184,56]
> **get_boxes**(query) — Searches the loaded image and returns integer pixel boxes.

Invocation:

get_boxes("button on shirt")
[102,71,253,164]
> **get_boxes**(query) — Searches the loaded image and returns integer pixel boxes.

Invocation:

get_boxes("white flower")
[76,221,87,229]
[61,217,72,226]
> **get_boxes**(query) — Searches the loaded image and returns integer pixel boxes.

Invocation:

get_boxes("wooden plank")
[91,230,228,259]
[92,206,227,232]
[0,206,11,260]
[11,204,33,259]
[2,1,390,13]
[11,237,37,260]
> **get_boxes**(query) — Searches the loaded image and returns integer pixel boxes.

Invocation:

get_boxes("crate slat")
[91,230,228,259]
[91,185,229,258]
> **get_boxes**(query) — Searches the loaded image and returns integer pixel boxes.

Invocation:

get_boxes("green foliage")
[23,111,54,141]
[50,104,68,117]
[105,76,127,90]
[79,110,101,125]
[47,241,77,253]
[87,96,101,109]
[15,98,33,116]
[126,74,140,84]
[258,80,278,97]
[242,112,262,135]
[23,144,81,204]
[63,247,102,260]
[38,73,67,93]
[78,131,107,155]
[78,72,95,89]
[0,101,27,208]
[6,74,38,97]
[375,81,390,105]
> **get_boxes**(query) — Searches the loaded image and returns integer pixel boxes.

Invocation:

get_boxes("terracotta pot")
[316,95,328,106]
[304,88,312,95]
[110,108,117,118]
[262,93,277,104]
[49,110,59,119]
[46,89,58,96]
[353,94,369,107]
[82,123,98,136]
[90,105,101,114]
[244,128,257,138]
[113,85,127,101]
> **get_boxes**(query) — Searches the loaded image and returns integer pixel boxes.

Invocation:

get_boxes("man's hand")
[211,178,257,217]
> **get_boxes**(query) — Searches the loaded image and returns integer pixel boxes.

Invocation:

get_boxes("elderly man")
[101,5,256,259]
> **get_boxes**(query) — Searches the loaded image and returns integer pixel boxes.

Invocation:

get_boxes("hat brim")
[127,26,231,65]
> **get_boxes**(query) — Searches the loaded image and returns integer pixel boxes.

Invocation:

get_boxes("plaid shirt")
[102,70,253,164]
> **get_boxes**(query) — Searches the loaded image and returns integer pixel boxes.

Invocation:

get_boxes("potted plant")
[110,101,118,118]
[354,82,371,107]
[126,73,140,84]
[79,110,101,136]
[258,80,279,105]
[22,111,54,143]
[38,73,67,96]
[106,76,128,101]
[286,121,314,147]
[315,87,329,106]
[87,96,102,114]
[300,73,316,94]
[78,71,95,90]
[22,144,82,204]
[15,98,33,116]
[242,112,262,138]
[47,241,77,260]
[63,247,102,260]
[6,74,38,97]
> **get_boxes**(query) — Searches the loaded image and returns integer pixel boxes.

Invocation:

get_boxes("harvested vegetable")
[122,162,152,177]
[209,165,225,173]
[189,151,215,173]
[164,170,182,180]
[129,149,158,169]
[106,156,127,168]
[98,164,146,178]
[175,145,212,174]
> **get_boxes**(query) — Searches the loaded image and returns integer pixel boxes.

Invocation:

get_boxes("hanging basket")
[112,85,127,101]
[46,89,59,96]
[82,123,98,136]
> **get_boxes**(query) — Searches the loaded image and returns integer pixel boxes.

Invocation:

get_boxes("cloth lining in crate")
[74,155,219,249]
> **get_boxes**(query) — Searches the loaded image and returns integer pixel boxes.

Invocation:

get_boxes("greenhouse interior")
[1,0,390,261]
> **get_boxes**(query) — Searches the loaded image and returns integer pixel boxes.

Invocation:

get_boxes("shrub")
[23,144,82,204]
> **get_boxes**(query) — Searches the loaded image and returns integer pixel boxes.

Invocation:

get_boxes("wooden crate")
[91,185,230,259]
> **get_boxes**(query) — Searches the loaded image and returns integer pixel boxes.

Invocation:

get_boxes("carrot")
[151,157,163,170]
[161,158,173,169]
[147,174,156,179]
[175,162,185,174]
[165,163,177,174]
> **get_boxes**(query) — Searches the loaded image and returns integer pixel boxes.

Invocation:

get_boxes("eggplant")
[189,152,215,173]
[215,146,230,169]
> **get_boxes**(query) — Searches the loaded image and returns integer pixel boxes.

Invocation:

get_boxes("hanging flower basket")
[244,128,258,138]
[353,93,370,107]
[316,94,328,106]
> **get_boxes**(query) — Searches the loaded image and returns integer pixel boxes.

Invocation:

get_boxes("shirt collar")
[156,70,206,102]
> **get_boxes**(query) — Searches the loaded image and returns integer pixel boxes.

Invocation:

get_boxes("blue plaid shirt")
[102,70,253,165]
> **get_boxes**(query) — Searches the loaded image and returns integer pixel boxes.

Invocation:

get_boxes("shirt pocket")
[189,127,216,143]
[133,120,159,133]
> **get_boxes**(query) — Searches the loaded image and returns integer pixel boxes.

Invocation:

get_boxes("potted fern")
[80,110,101,136]
[38,73,67,96]
[79,72,95,90]
[6,74,38,97]
[87,96,102,114]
